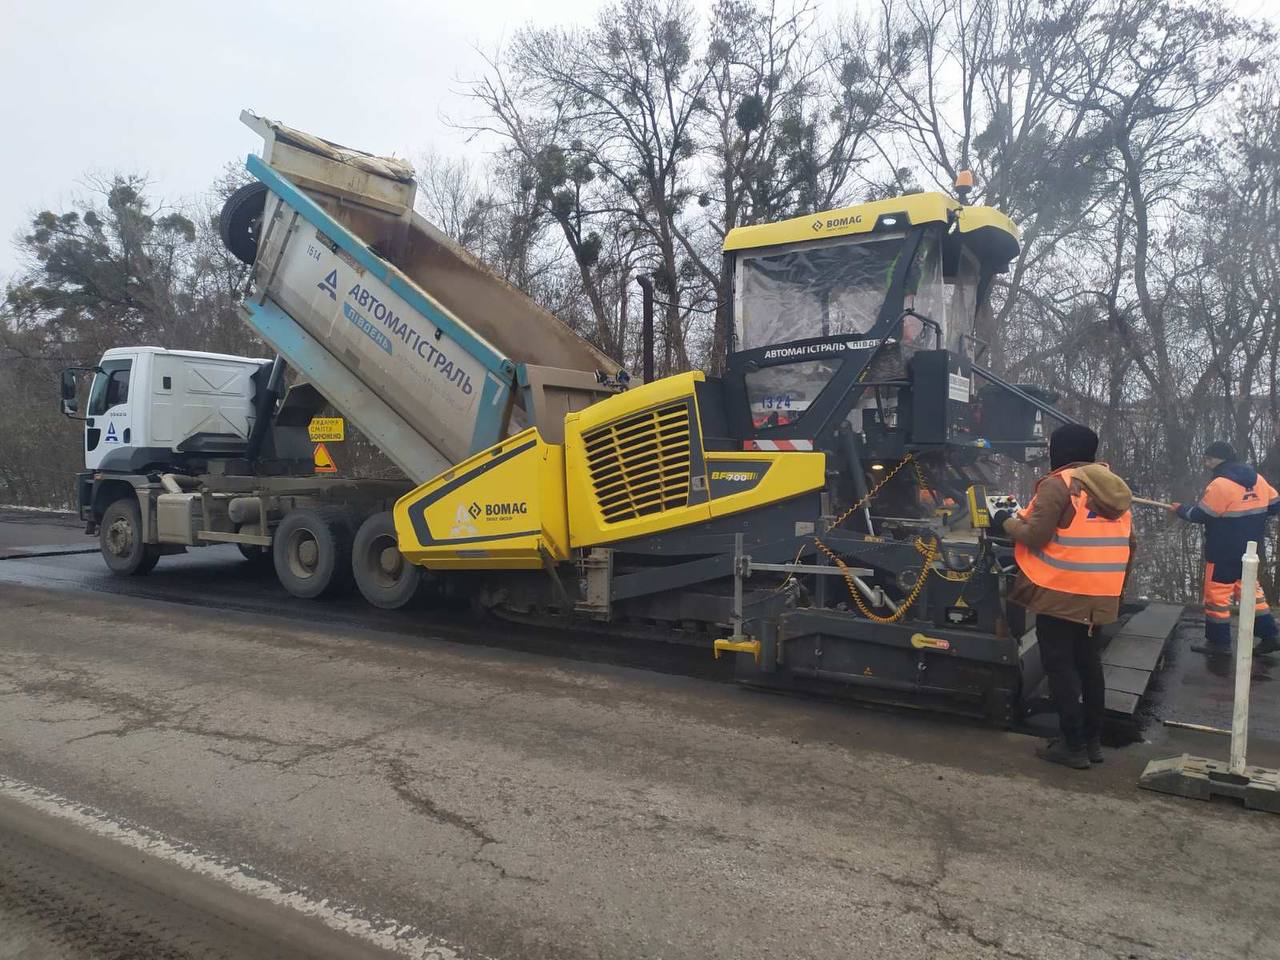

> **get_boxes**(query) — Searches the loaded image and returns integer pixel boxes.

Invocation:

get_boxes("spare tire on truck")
[352,511,423,610]
[100,497,161,576]
[272,507,354,599]
[219,181,269,265]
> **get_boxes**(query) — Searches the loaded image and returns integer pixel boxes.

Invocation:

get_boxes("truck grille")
[582,400,693,523]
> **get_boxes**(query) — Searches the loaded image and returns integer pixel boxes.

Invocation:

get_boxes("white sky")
[1,0,1275,281]
[0,0,606,279]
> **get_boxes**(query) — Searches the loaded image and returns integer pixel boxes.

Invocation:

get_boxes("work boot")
[1036,740,1090,770]
[1086,739,1104,764]
[1191,641,1231,656]
[1254,636,1280,657]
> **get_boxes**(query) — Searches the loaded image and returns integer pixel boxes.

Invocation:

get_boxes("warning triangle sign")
[313,442,337,474]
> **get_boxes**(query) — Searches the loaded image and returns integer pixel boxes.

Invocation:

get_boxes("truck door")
[85,357,135,470]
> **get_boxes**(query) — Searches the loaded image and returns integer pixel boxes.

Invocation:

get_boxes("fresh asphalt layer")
[2,520,1279,958]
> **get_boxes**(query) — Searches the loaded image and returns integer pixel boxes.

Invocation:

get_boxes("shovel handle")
[1132,496,1176,510]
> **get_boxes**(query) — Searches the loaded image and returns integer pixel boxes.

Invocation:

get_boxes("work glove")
[989,509,1014,531]
[1167,501,1181,515]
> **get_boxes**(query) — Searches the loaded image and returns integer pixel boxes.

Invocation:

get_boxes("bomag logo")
[711,471,759,482]
[812,213,864,231]
[482,501,528,517]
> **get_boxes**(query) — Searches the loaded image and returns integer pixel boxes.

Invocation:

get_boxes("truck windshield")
[734,234,905,352]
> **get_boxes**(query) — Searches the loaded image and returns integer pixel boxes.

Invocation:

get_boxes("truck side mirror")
[59,369,84,419]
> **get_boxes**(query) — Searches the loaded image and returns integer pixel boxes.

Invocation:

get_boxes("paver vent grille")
[582,400,692,523]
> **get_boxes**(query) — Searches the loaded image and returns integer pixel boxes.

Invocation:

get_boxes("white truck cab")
[82,347,266,472]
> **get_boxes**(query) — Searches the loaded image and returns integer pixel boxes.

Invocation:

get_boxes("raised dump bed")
[234,112,621,482]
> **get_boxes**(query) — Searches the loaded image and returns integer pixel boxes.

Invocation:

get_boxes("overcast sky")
[0,0,609,279]
[1,0,1275,281]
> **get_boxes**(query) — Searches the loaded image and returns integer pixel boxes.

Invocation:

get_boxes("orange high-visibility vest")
[1014,467,1132,597]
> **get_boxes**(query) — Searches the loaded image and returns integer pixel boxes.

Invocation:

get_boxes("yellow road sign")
[313,443,338,474]
[308,417,345,442]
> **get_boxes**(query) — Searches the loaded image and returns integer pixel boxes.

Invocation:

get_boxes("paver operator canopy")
[723,192,1021,439]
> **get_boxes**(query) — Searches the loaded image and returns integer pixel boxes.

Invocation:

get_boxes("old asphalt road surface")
[0,783,427,960]
[2,531,1280,957]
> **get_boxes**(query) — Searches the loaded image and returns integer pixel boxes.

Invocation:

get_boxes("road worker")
[1169,441,1280,656]
[991,424,1135,770]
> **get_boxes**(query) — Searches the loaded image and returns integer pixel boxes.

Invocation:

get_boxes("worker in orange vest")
[1169,441,1279,656]
[991,424,1135,769]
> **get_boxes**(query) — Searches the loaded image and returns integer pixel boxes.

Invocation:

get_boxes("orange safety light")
[954,169,975,190]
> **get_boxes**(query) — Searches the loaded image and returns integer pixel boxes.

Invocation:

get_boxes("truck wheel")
[273,507,353,599]
[353,512,422,610]
[99,498,161,576]
[219,181,268,265]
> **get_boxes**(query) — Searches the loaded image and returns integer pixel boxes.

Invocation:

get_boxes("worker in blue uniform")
[1169,441,1280,656]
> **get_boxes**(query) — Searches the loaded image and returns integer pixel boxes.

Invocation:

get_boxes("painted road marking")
[0,774,480,960]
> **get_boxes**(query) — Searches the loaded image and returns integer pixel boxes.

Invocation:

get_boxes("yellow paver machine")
[391,186,1178,724]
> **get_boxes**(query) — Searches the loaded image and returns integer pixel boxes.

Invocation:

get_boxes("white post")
[1229,540,1259,777]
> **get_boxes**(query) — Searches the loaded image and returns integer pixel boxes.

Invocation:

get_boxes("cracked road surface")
[2,581,1279,959]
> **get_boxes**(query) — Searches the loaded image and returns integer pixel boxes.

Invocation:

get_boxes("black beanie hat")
[1204,440,1237,462]
[1049,423,1099,470]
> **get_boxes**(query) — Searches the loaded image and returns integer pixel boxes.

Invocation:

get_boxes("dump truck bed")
[239,113,619,482]
[245,112,618,376]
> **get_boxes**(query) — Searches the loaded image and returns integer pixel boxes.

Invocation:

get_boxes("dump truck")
[61,113,1180,724]
[61,112,622,604]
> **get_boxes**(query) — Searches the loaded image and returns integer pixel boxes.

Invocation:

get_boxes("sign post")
[1230,541,1259,776]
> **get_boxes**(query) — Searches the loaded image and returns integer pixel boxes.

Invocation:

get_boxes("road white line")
[0,774,481,960]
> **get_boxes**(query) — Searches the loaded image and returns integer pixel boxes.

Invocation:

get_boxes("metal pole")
[1230,540,1259,776]
[635,273,655,384]
[732,532,745,641]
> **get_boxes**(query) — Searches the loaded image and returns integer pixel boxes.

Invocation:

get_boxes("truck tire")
[352,512,422,610]
[219,181,268,265]
[99,497,161,576]
[272,507,354,599]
